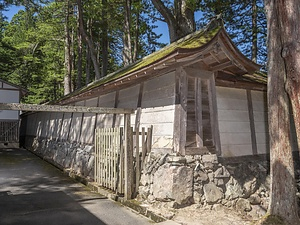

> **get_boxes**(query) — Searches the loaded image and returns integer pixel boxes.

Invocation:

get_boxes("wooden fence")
[0,120,19,143]
[94,126,152,199]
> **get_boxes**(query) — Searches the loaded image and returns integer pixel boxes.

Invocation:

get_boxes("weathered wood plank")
[124,114,133,200]
[247,90,258,155]
[208,75,221,155]
[173,67,187,154]
[0,103,133,114]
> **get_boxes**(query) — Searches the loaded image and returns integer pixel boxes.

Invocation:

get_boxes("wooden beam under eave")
[210,61,233,72]
[183,67,213,80]
[0,103,134,114]
[215,79,267,91]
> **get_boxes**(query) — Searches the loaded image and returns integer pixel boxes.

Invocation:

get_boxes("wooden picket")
[94,125,152,198]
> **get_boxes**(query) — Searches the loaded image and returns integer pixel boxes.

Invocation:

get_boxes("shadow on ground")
[0,190,107,225]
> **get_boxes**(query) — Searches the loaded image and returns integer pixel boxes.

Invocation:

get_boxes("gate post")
[124,113,133,200]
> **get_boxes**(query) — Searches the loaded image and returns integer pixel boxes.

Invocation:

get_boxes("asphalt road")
[0,148,155,225]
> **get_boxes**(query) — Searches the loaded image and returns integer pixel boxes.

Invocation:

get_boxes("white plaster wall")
[96,92,116,128]
[216,87,252,157]
[140,72,176,151]
[251,90,269,154]
[0,89,20,120]
[69,101,84,142]
[80,98,98,144]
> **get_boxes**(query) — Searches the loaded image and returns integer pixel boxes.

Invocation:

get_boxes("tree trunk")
[64,0,72,95]
[123,0,133,66]
[251,0,258,63]
[151,0,195,43]
[277,0,300,154]
[85,19,92,85]
[101,0,108,77]
[77,0,101,80]
[265,0,300,224]
[133,11,139,62]
[76,5,83,89]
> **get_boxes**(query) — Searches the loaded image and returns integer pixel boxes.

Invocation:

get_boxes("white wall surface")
[216,87,252,157]
[251,90,269,154]
[0,89,20,120]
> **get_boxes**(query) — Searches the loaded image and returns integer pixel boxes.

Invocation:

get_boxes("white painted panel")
[35,113,43,137]
[98,92,116,107]
[251,90,269,155]
[221,144,253,157]
[257,144,269,155]
[142,73,176,108]
[220,133,252,145]
[51,112,64,139]
[256,132,267,144]
[0,110,19,120]
[253,112,267,122]
[118,85,139,108]
[140,108,175,123]
[41,112,51,138]
[80,113,96,144]
[143,72,175,92]
[26,113,37,136]
[60,113,72,140]
[218,121,251,133]
[217,110,249,122]
[86,97,98,107]
[254,121,267,133]
[0,90,19,102]
[69,112,83,142]
[0,89,20,120]
[96,114,115,128]
[216,87,252,157]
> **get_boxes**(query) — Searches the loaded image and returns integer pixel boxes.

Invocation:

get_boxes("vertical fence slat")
[94,123,152,199]
[135,128,140,194]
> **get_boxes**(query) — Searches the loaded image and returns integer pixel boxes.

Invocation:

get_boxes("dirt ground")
[171,205,253,225]
[145,203,255,225]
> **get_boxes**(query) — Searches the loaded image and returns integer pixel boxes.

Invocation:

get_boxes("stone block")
[203,183,224,204]
[225,177,243,200]
[235,198,251,213]
[202,154,218,164]
[152,164,193,206]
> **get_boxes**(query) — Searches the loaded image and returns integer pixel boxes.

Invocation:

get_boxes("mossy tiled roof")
[61,19,223,101]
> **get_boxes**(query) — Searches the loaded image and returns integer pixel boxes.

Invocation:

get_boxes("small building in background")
[0,78,27,148]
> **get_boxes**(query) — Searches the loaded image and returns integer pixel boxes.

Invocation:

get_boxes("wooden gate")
[0,120,19,144]
[94,126,152,198]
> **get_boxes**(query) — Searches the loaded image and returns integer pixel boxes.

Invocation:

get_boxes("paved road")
[0,148,155,225]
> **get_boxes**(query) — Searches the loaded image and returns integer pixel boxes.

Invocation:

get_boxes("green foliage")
[198,0,267,66]
[0,0,167,103]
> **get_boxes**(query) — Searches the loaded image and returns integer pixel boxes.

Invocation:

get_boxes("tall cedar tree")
[263,0,300,224]
[151,0,196,42]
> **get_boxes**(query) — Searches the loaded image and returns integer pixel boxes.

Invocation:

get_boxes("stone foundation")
[137,152,272,219]
[24,136,94,180]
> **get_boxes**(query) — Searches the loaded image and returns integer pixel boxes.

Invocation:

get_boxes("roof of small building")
[59,18,264,105]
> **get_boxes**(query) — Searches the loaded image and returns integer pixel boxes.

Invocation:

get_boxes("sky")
[2,5,171,44]
[2,5,202,45]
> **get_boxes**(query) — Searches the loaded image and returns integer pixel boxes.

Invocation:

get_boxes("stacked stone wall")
[137,153,272,219]
[25,136,94,180]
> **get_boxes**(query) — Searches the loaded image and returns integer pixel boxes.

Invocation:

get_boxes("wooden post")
[124,113,133,200]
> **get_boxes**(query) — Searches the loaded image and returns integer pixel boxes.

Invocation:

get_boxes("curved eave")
[216,28,261,75]
[58,21,261,105]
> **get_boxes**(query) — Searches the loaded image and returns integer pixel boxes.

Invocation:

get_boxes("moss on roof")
[60,19,223,101]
